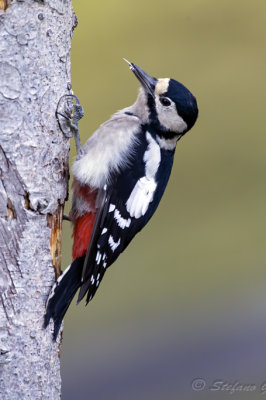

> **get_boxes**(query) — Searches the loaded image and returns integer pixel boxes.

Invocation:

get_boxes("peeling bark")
[0,1,75,398]
[0,1,9,12]
[47,205,64,280]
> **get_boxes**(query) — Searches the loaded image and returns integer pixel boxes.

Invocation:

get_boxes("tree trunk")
[0,1,75,398]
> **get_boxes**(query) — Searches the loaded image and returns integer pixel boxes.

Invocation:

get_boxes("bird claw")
[63,213,72,222]
[56,94,84,157]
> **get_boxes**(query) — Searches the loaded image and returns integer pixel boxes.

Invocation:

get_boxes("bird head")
[124,59,198,138]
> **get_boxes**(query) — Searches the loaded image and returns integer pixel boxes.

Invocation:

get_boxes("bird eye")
[159,97,171,107]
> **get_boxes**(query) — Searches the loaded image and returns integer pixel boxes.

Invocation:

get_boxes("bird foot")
[56,94,84,159]
[63,213,72,222]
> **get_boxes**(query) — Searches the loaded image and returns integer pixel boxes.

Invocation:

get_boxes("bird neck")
[128,88,150,124]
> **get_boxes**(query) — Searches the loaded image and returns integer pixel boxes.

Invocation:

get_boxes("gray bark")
[0,1,75,398]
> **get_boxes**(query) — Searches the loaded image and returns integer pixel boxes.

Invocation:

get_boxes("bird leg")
[56,94,84,159]
[63,213,72,222]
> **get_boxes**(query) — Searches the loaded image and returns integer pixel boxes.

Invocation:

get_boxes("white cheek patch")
[155,97,187,134]
[126,132,160,219]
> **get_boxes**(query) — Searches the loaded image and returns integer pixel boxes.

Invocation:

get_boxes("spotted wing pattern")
[77,178,157,305]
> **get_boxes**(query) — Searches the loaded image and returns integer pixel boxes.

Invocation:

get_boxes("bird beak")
[123,58,156,98]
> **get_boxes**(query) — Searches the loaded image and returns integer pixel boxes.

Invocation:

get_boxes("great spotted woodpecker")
[44,60,198,339]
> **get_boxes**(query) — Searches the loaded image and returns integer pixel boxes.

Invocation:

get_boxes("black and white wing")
[77,175,160,304]
[77,129,173,305]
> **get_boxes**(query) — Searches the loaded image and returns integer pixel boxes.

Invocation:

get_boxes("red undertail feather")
[72,212,96,260]
[71,180,98,260]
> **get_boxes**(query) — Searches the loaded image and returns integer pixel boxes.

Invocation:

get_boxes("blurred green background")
[61,1,266,399]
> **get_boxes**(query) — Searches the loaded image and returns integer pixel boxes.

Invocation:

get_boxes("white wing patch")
[114,209,131,229]
[109,204,115,212]
[96,251,102,265]
[126,132,161,219]
[126,177,157,218]
[108,235,121,252]
[103,253,107,268]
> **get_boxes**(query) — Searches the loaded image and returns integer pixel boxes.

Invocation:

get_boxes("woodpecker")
[44,60,198,339]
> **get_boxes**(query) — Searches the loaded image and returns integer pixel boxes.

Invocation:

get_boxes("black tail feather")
[44,257,84,340]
